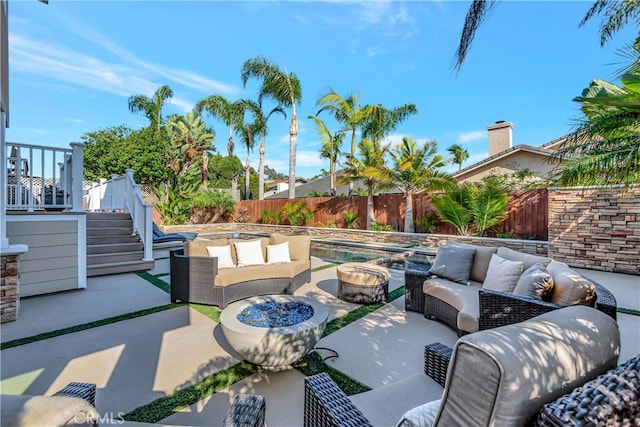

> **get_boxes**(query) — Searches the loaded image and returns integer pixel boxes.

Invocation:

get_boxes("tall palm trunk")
[245,125,252,200]
[349,128,357,196]
[258,135,266,200]
[202,151,209,187]
[405,191,414,233]
[228,124,235,155]
[366,188,375,230]
[288,109,298,199]
[330,157,336,197]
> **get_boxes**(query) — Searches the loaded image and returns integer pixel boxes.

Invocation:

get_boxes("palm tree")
[447,143,469,171]
[389,137,453,233]
[308,115,344,197]
[195,95,245,155]
[340,139,390,229]
[554,61,640,186]
[455,0,640,71]
[165,112,215,186]
[361,103,418,145]
[431,181,508,236]
[241,56,302,199]
[128,85,174,134]
[316,89,368,196]
[243,100,286,200]
[235,101,258,200]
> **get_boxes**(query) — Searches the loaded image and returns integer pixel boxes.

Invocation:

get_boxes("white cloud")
[9,17,240,104]
[457,130,486,144]
[296,150,326,168]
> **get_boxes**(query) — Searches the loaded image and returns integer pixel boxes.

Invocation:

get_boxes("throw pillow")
[270,233,311,261]
[206,245,236,269]
[266,241,291,264]
[427,244,476,285]
[396,399,441,427]
[547,261,596,306]
[512,263,554,299]
[233,239,266,267]
[453,243,498,283]
[482,254,524,293]
[496,247,552,270]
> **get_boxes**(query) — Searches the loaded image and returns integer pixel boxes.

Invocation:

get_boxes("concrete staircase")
[86,212,154,277]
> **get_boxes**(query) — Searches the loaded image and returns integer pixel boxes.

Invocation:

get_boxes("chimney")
[486,121,514,156]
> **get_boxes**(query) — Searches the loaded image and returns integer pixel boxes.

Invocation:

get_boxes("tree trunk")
[202,151,209,187]
[405,191,414,233]
[245,153,250,200]
[330,158,336,197]
[288,113,298,199]
[367,190,375,230]
[258,136,266,200]
[228,124,234,155]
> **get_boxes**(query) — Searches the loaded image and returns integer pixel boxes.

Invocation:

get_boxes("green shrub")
[415,212,440,233]
[190,190,236,224]
[342,210,361,229]
[281,201,314,226]
[371,222,394,232]
[260,209,281,225]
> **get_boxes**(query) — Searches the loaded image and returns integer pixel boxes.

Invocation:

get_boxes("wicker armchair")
[478,280,617,331]
[304,306,627,427]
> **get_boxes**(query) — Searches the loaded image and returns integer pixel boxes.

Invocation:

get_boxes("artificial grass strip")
[618,307,640,316]
[0,304,181,350]
[123,361,259,423]
[311,263,339,272]
[154,273,171,278]
[190,303,222,323]
[293,351,370,395]
[322,285,404,337]
[136,271,170,293]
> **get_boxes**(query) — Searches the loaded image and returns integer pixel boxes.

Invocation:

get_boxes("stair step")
[87,260,155,277]
[86,212,131,221]
[87,251,145,265]
[86,227,136,237]
[87,235,141,245]
[87,242,144,255]
[87,219,133,229]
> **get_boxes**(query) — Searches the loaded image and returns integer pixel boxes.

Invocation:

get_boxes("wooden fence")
[234,189,548,240]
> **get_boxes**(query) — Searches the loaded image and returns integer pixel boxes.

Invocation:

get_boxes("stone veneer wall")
[165,223,548,256]
[1,254,20,323]
[548,186,640,275]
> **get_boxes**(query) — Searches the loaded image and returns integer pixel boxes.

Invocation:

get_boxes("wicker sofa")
[304,306,639,427]
[170,233,311,309]
[405,244,617,336]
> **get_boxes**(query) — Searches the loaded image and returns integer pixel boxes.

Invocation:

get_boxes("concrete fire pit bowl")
[220,295,328,367]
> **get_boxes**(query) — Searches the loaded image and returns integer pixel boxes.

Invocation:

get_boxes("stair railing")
[84,169,153,262]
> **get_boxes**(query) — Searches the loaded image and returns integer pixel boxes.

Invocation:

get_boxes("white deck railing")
[5,142,83,212]
[85,169,153,261]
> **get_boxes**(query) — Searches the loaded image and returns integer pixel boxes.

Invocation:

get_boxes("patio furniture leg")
[221,394,266,427]
[53,382,96,406]
[424,343,453,388]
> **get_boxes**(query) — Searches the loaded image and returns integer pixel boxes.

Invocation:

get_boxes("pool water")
[311,241,432,269]
[237,301,314,328]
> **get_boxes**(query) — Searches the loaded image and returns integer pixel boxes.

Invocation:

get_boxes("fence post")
[70,143,85,212]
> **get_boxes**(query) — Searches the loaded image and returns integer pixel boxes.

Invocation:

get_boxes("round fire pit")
[220,295,328,367]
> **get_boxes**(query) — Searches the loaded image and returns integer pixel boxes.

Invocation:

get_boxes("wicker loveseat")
[304,306,639,427]
[170,233,311,309]
[405,244,617,336]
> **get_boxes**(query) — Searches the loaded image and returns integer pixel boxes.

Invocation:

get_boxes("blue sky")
[7,1,638,179]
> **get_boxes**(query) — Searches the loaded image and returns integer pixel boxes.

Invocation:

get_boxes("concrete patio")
[1,246,639,426]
